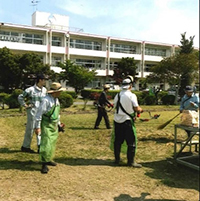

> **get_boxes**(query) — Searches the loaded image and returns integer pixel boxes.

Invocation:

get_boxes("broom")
[157,113,180,130]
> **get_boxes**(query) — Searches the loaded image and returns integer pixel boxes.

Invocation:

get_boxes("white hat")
[122,78,131,89]
[126,75,134,83]
[48,82,66,93]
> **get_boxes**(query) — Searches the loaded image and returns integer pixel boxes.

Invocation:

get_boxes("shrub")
[157,91,168,104]
[66,91,77,99]
[90,92,100,101]
[144,95,156,105]
[133,91,144,105]
[161,95,175,105]
[59,92,73,108]
[0,93,9,109]
[81,90,92,100]
[5,89,23,109]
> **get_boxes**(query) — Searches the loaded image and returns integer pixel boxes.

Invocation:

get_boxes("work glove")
[58,123,65,132]
[110,103,114,108]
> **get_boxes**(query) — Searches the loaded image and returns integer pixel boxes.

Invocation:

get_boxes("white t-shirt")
[114,90,139,123]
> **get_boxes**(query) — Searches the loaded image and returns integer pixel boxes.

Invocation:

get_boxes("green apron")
[110,113,137,154]
[40,104,60,162]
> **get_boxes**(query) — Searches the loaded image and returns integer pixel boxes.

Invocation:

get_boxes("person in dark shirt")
[94,84,113,129]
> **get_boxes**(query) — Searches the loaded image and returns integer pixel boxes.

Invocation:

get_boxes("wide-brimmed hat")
[185,86,193,92]
[48,82,66,93]
[103,84,110,89]
[122,78,131,89]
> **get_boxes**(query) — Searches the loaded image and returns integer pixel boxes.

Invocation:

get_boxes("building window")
[110,43,137,54]
[52,36,62,46]
[52,56,62,66]
[23,33,43,45]
[0,31,20,42]
[109,62,118,70]
[145,48,166,57]
[144,64,156,72]
[69,39,102,51]
[74,59,102,69]
[0,31,44,44]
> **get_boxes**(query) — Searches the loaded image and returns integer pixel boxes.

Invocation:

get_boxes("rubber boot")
[127,146,142,168]
[41,163,49,174]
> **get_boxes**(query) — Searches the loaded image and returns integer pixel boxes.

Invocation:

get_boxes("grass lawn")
[0,104,199,201]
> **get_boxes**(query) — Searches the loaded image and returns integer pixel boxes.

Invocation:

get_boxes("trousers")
[94,107,110,128]
[114,120,136,164]
[22,109,41,148]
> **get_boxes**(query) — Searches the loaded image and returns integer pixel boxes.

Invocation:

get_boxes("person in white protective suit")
[18,74,47,153]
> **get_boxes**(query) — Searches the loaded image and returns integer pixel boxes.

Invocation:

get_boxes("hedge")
[81,89,175,105]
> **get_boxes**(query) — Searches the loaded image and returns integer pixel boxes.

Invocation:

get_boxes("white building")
[0,11,181,89]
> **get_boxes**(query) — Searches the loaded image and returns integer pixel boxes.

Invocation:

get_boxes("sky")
[0,0,199,47]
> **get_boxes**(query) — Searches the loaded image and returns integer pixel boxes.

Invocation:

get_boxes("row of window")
[0,31,167,57]
[145,48,166,57]
[73,59,102,69]
[110,44,138,54]
[70,39,102,51]
[16,52,151,72]
[0,31,43,44]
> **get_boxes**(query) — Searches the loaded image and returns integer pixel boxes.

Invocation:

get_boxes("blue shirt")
[180,93,199,112]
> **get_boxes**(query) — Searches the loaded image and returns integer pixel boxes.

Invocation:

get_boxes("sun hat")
[48,82,66,93]
[122,78,132,89]
[103,84,110,89]
[185,86,193,92]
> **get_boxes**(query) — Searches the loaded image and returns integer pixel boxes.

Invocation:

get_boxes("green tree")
[19,53,54,88]
[0,47,55,92]
[0,47,21,92]
[59,60,96,94]
[147,32,198,98]
[112,57,138,84]
[179,32,194,54]
[178,32,197,95]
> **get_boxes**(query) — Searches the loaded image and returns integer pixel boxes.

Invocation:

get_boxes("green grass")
[0,104,199,201]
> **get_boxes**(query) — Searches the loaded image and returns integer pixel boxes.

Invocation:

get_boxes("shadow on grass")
[0,159,40,171]
[142,158,199,191]
[0,147,22,153]
[68,126,95,130]
[56,157,118,167]
[0,147,40,171]
[139,136,174,143]
[0,147,40,154]
[113,193,186,201]
[68,126,111,130]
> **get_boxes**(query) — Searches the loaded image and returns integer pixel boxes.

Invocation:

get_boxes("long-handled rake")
[157,113,180,130]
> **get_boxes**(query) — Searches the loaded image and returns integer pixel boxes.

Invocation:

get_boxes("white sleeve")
[130,93,139,107]
[35,98,49,129]
[18,87,32,106]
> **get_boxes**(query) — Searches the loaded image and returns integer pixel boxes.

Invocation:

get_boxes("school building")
[0,11,187,90]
